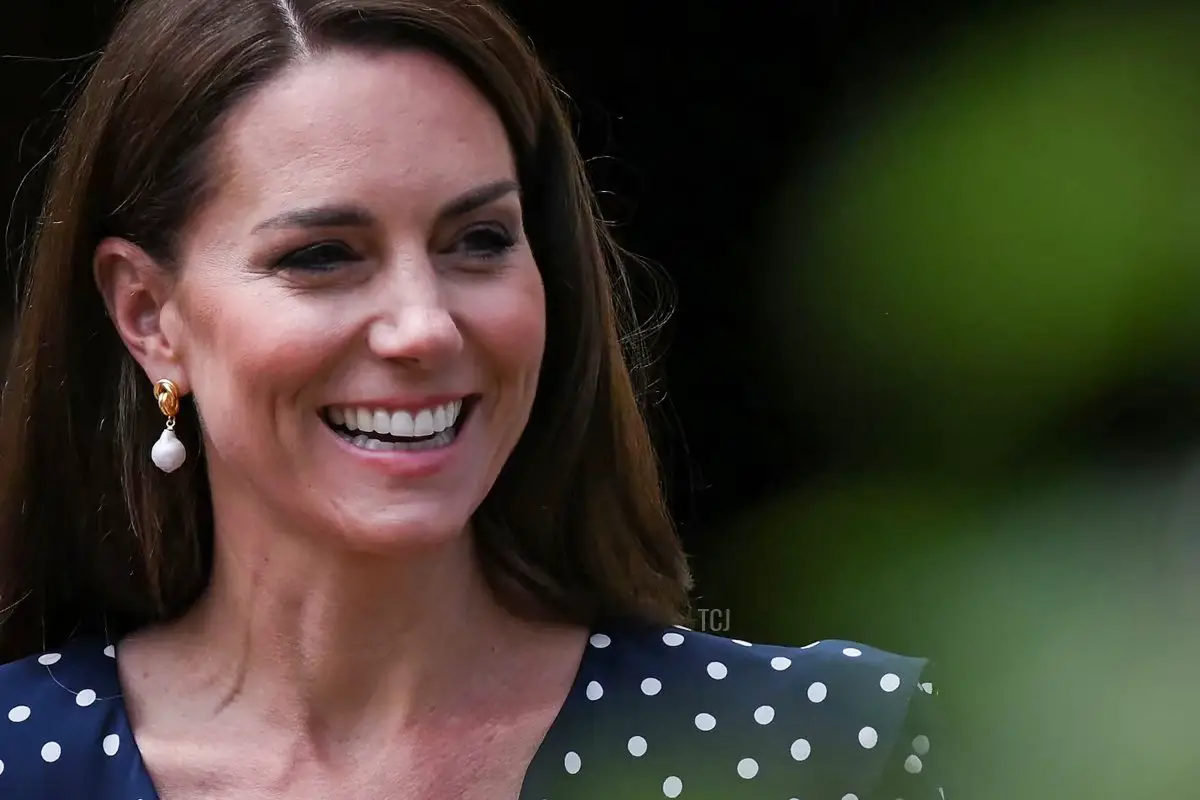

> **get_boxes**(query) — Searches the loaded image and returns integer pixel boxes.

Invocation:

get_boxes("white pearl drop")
[151,428,186,473]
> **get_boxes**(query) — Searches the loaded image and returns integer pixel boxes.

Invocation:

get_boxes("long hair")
[0,0,691,661]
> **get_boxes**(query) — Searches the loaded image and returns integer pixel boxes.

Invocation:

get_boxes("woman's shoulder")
[593,619,934,705]
[0,637,132,793]
[0,635,122,704]
[570,620,947,798]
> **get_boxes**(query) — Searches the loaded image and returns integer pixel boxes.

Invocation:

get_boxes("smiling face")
[152,48,546,549]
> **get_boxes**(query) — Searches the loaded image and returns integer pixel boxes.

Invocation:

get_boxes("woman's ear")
[93,237,189,391]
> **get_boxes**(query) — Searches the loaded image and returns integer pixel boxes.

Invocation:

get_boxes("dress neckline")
[104,622,607,799]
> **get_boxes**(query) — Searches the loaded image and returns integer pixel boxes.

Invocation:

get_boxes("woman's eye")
[274,241,360,271]
[459,225,516,259]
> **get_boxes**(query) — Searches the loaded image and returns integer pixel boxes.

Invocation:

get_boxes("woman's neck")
[155,513,556,748]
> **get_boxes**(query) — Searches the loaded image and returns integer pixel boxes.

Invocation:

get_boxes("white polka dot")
[801,641,821,649]
[7,705,30,723]
[905,754,924,773]
[627,735,647,757]
[564,751,581,774]
[737,757,759,778]
[754,705,775,724]
[663,775,683,797]
[641,677,662,696]
[41,741,61,762]
[920,681,934,694]
[706,661,727,679]
[589,633,611,648]
[733,639,752,646]
[37,653,61,666]
[585,681,603,700]
[841,795,858,800]
[662,631,685,647]
[103,734,120,756]
[807,681,827,702]
[770,656,792,670]
[912,734,930,754]
[75,689,97,707]
[695,712,716,731]
[790,738,811,761]
[103,645,115,659]
[880,673,901,692]
[842,647,862,657]
[0,759,4,775]
[858,726,879,749]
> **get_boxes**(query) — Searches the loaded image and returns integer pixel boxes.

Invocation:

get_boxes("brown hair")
[0,0,690,661]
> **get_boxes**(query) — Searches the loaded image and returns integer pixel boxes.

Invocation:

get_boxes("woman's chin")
[312,506,474,556]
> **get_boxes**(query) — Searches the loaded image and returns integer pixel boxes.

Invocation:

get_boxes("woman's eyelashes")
[271,224,517,273]
[456,224,516,260]
[274,241,361,271]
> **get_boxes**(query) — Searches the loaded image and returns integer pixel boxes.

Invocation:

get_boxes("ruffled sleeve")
[869,661,949,800]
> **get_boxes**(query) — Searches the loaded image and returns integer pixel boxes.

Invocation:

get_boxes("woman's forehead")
[214,49,515,199]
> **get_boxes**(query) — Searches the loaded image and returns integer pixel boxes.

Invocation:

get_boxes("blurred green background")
[694,6,1200,797]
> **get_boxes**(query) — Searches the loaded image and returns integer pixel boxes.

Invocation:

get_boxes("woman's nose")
[365,264,464,365]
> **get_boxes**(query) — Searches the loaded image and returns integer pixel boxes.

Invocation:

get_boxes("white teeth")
[337,427,457,452]
[442,399,461,429]
[413,409,435,437]
[372,410,390,435]
[390,410,415,437]
[330,400,465,439]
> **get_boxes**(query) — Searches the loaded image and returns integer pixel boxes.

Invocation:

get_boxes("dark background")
[0,0,1038,535]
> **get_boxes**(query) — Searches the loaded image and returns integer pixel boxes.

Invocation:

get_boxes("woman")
[0,0,947,797]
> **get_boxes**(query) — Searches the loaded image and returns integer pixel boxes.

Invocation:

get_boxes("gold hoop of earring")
[151,379,187,473]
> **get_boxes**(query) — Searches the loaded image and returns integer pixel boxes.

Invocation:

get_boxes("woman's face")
[149,48,545,549]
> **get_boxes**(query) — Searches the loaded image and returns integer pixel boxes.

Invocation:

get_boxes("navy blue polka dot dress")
[0,619,947,798]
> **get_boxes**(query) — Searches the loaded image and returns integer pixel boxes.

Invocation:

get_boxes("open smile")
[321,395,479,452]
